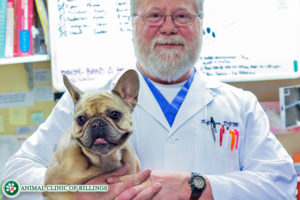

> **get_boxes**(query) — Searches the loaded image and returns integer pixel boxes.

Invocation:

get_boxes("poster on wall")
[48,0,300,91]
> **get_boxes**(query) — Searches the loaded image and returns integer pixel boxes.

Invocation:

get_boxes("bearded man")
[2,0,297,199]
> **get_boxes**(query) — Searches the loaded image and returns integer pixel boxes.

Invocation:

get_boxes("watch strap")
[189,192,201,200]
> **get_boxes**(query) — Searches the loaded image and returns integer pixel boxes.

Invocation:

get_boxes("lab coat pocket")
[193,129,241,174]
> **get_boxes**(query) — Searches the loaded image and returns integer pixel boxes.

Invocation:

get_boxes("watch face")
[193,176,205,189]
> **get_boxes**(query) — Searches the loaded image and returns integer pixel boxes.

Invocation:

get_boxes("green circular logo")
[2,179,20,198]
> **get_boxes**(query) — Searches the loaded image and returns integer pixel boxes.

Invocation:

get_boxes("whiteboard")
[198,0,300,82]
[48,0,300,91]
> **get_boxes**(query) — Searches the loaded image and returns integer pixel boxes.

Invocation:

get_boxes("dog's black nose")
[92,120,106,129]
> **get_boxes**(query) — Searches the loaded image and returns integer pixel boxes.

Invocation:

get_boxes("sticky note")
[0,115,4,132]
[9,107,27,125]
[31,112,44,124]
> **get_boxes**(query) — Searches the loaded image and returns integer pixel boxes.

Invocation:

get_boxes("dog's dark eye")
[77,115,87,126]
[110,111,122,122]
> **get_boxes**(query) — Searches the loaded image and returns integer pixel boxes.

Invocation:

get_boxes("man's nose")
[159,15,178,35]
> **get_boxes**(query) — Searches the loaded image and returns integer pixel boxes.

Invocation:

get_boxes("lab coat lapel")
[136,71,171,131]
[169,71,221,135]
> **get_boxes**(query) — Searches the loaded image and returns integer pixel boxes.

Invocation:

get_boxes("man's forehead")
[137,0,197,12]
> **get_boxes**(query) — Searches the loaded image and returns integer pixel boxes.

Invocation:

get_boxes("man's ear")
[112,70,140,109]
[63,75,84,104]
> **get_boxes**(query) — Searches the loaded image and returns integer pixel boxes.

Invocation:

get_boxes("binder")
[5,0,15,57]
[16,0,34,56]
[34,0,49,53]
[0,0,7,58]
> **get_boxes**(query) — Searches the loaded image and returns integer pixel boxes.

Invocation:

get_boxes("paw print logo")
[6,183,16,194]
[2,179,20,198]
[203,27,216,38]
[202,26,217,47]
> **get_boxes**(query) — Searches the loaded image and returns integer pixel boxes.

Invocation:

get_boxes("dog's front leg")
[122,144,140,173]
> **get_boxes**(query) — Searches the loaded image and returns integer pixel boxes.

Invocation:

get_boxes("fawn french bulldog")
[44,70,140,200]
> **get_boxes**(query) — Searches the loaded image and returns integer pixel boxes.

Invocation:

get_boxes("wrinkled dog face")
[73,92,133,154]
[63,70,140,155]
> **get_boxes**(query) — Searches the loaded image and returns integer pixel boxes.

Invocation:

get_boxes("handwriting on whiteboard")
[198,56,281,77]
[56,0,131,37]
[61,66,126,83]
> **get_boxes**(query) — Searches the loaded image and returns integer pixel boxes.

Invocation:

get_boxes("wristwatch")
[188,172,206,200]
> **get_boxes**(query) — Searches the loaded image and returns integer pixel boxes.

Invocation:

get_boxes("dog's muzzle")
[79,117,129,154]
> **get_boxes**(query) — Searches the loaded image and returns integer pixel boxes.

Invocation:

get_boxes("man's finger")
[109,163,130,177]
[106,169,151,184]
[85,164,130,185]
[110,169,152,195]
[133,182,162,200]
[115,181,149,200]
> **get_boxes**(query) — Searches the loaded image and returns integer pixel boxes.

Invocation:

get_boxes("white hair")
[130,0,204,18]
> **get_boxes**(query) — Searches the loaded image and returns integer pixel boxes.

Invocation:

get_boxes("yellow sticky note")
[0,115,4,132]
[9,107,27,125]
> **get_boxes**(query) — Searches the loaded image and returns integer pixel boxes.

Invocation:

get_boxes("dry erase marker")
[220,124,225,146]
[234,129,239,149]
[229,129,236,151]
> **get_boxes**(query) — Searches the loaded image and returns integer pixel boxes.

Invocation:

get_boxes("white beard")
[133,29,201,82]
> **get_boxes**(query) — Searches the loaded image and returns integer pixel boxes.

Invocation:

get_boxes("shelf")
[0,54,50,65]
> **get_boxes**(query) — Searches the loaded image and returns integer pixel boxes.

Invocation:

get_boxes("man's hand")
[73,164,161,200]
[111,170,189,200]
[108,170,214,200]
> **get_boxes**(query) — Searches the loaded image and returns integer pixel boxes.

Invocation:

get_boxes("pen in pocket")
[229,129,236,151]
[210,117,216,142]
[234,129,239,149]
[220,124,225,146]
[222,127,229,149]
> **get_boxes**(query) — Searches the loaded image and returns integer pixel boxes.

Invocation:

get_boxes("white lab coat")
[2,69,297,200]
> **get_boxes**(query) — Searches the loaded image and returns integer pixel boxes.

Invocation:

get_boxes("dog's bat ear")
[112,70,140,109]
[63,75,84,104]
